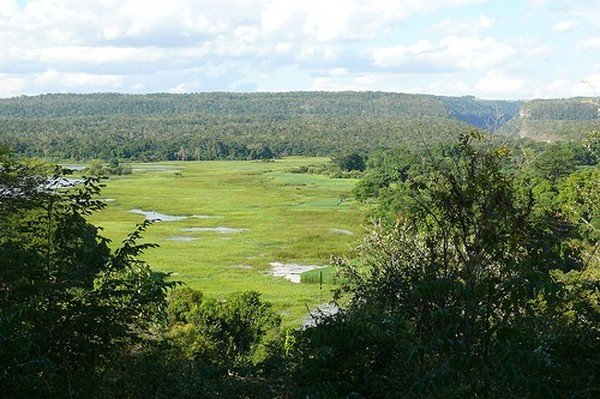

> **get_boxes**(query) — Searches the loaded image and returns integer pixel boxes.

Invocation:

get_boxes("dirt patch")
[233,264,253,269]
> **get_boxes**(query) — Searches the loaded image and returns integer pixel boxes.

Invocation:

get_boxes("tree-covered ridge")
[3,113,471,160]
[0,92,596,161]
[0,92,452,118]
[0,92,478,160]
[519,97,599,120]
[437,95,523,129]
[500,97,599,141]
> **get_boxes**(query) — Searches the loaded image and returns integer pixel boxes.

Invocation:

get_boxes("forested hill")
[499,97,599,141]
[0,92,595,160]
[0,92,517,120]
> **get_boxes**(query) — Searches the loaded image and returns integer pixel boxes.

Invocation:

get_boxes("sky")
[0,0,599,99]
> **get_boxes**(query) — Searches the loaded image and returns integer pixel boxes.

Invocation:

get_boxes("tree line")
[0,92,528,161]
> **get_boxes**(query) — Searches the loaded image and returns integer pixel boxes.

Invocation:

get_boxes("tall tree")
[0,154,175,397]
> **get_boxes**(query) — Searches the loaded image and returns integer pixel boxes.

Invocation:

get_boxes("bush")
[289,133,599,398]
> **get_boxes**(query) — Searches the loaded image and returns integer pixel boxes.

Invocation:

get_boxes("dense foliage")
[288,133,599,397]
[84,159,132,176]
[0,92,525,161]
[500,97,599,141]
[1,127,598,397]
[1,93,597,161]
[0,151,176,397]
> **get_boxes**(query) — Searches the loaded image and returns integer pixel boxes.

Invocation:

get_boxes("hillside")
[499,97,599,141]
[436,95,522,130]
[0,92,596,160]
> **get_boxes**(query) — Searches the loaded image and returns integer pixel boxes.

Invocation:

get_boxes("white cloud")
[371,36,516,72]
[0,0,596,98]
[168,83,189,93]
[260,0,486,43]
[0,73,26,98]
[436,14,495,35]
[552,20,578,32]
[25,46,171,65]
[406,79,470,96]
[372,40,433,67]
[530,75,600,99]
[0,0,17,17]
[34,69,123,88]
[474,70,526,97]
[311,68,448,92]
[582,74,600,95]
[439,36,516,69]
[577,35,600,51]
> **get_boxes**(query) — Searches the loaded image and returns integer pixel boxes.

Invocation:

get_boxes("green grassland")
[88,157,364,326]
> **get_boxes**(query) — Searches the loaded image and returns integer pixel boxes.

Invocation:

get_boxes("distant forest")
[0,92,597,160]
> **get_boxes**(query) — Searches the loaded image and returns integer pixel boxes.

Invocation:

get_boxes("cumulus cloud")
[406,79,471,97]
[577,35,600,50]
[0,73,26,97]
[436,14,495,35]
[371,35,516,72]
[474,70,526,98]
[0,0,597,98]
[552,20,578,32]
[34,69,124,88]
[312,72,400,92]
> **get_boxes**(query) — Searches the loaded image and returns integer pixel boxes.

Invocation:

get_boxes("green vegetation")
[287,132,599,397]
[500,97,599,141]
[0,92,515,161]
[85,158,132,176]
[88,157,362,326]
[0,152,175,396]
[1,96,599,397]
[300,266,345,285]
[2,93,597,163]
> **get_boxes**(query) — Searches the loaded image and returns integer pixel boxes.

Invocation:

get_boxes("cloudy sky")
[0,0,599,99]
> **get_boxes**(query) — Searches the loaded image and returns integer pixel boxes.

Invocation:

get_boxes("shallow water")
[132,165,178,171]
[303,303,340,328]
[60,164,86,171]
[47,177,84,189]
[193,214,224,219]
[180,227,248,234]
[329,228,354,235]
[129,209,188,221]
[233,264,253,269]
[268,262,324,284]
[169,236,197,242]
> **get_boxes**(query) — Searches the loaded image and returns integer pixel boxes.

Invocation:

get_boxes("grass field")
[86,157,364,326]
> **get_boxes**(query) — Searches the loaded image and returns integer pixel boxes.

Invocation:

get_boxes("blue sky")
[0,0,598,99]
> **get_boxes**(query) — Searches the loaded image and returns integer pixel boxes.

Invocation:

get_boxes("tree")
[169,289,281,367]
[291,133,599,398]
[0,154,174,397]
[353,147,416,201]
[333,151,367,172]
